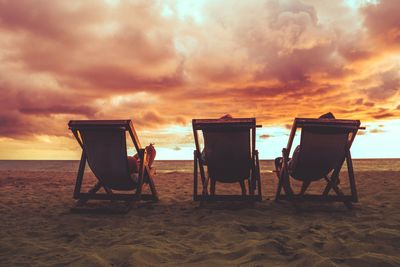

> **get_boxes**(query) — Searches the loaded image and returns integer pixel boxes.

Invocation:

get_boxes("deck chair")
[274,118,364,208]
[192,118,262,204]
[68,120,158,213]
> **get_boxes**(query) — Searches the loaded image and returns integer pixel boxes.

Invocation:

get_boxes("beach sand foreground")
[1,166,400,266]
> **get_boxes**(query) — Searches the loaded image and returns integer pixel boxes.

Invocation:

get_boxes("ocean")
[0,159,399,173]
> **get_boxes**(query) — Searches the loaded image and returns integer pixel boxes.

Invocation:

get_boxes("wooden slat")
[127,120,141,150]
[299,124,361,130]
[277,194,355,202]
[70,206,131,214]
[255,150,262,201]
[193,150,198,200]
[192,118,256,130]
[76,193,157,201]
[68,120,131,129]
[346,151,358,202]
[295,118,360,127]
[193,118,255,124]
[194,195,260,202]
[73,151,86,199]
[286,119,298,153]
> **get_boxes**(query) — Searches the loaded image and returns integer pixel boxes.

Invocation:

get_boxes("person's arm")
[146,144,156,168]
[128,156,139,174]
[288,145,300,174]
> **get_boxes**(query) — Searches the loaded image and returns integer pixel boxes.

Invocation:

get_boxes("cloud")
[19,105,95,116]
[372,112,396,120]
[370,128,385,134]
[175,116,187,125]
[285,124,293,130]
[364,102,375,107]
[362,0,400,48]
[69,64,184,92]
[259,134,271,139]
[365,68,400,101]
[0,0,399,155]
[0,82,96,137]
[130,111,167,128]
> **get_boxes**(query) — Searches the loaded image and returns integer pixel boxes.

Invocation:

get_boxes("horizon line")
[1,158,399,161]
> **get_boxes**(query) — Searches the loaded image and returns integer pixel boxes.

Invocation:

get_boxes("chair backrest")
[193,118,256,183]
[289,118,360,181]
[69,120,139,190]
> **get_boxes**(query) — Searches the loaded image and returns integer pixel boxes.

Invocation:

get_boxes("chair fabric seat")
[80,129,136,190]
[274,117,362,208]
[290,127,349,181]
[203,129,251,183]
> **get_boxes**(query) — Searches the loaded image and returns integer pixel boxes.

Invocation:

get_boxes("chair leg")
[275,173,283,201]
[239,180,246,196]
[275,168,293,200]
[203,176,210,196]
[210,179,216,195]
[255,151,262,201]
[90,181,103,193]
[322,172,341,196]
[274,157,282,201]
[76,181,103,206]
[147,174,159,201]
[324,176,352,209]
[322,183,330,196]
[299,181,311,196]
[248,177,254,195]
[103,186,113,195]
[276,151,294,199]
[323,157,346,196]
[346,151,358,202]
[193,151,198,201]
[73,151,86,199]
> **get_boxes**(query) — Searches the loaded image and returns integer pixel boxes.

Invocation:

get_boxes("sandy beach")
[1,160,400,266]
[1,0,400,265]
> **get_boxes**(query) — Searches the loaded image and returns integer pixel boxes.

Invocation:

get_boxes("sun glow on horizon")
[1,119,400,160]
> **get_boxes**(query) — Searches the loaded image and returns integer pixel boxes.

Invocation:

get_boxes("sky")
[0,0,399,160]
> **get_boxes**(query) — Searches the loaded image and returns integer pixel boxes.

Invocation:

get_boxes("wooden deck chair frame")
[275,118,365,208]
[192,118,262,204]
[68,120,158,213]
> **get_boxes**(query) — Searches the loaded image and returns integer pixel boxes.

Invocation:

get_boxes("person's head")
[220,114,233,119]
[319,112,335,119]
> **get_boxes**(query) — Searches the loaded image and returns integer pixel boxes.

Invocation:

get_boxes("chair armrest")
[193,150,201,159]
[282,148,289,159]
[148,167,156,176]
[251,150,260,165]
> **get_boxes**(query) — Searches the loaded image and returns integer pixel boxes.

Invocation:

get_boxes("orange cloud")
[0,0,399,159]
[362,0,400,48]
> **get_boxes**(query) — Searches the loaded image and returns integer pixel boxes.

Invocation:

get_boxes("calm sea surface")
[0,159,399,173]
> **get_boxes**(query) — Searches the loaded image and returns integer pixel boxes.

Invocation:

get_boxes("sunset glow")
[0,0,399,159]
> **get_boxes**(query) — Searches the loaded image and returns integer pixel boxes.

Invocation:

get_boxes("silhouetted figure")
[128,144,156,182]
[193,116,261,202]
[201,114,233,164]
[68,120,158,212]
[275,112,336,195]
